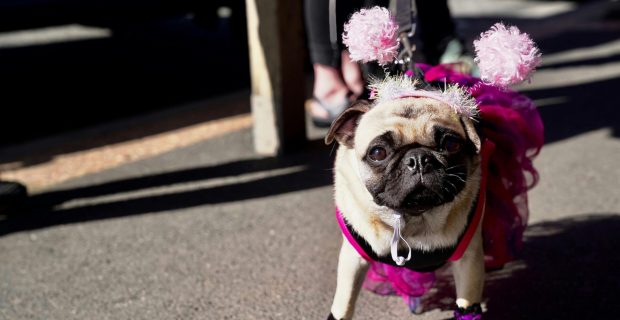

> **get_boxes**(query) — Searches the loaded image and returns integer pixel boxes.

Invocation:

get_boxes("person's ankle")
[341,51,364,98]
[313,64,349,105]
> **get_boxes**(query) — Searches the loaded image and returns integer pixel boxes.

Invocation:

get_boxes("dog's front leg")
[329,236,369,320]
[451,223,484,314]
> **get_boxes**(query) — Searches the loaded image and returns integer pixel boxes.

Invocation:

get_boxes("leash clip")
[397,31,416,76]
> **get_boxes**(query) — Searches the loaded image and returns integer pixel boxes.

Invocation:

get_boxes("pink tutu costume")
[336,9,543,318]
[335,63,544,312]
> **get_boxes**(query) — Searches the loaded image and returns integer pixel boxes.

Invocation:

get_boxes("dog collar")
[336,140,494,270]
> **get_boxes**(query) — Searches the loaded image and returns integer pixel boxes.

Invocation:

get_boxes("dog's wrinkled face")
[327,97,481,216]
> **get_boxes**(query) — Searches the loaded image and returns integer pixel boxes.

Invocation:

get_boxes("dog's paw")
[453,303,482,320]
[326,312,340,320]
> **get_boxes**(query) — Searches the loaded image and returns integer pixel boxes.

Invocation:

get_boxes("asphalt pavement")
[1,0,620,319]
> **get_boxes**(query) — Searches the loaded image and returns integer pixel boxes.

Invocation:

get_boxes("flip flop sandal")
[311,95,350,128]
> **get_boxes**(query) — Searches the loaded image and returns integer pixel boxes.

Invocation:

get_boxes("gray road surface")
[2,1,620,319]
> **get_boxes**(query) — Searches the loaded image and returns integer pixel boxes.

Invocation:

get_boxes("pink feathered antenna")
[342,7,399,65]
[474,23,542,88]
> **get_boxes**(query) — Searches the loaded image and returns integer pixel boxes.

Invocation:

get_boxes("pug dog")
[325,96,485,320]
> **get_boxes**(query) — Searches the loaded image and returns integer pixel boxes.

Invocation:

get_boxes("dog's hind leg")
[451,221,485,310]
[329,236,369,320]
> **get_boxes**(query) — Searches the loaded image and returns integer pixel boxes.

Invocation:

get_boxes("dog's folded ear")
[325,100,371,147]
[460,116,481,154]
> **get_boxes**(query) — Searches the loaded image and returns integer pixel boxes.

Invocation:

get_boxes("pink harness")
[337,140,494,265]
[334,140,495,301]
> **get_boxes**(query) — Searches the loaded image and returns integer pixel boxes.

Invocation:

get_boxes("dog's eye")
[368,146,388,161]
[441,136,463,153]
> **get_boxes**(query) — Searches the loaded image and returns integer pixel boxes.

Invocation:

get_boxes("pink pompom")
[474,23,542,88]
[343,7,399,65]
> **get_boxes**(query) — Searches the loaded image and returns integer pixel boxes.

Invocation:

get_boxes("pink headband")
[369,76,479,118]
[343,7,542,116]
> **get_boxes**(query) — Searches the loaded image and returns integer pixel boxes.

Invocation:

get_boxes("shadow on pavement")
[423,214,620,319]
[527,76,620,143]
[0,139,336,236]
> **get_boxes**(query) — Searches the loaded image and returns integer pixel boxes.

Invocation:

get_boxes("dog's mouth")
[395,205,431,216]
[395,188,444,216]
[373,168,468,216]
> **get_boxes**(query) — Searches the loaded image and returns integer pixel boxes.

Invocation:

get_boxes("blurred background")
[0,0,249,145]
[0,0,619,319]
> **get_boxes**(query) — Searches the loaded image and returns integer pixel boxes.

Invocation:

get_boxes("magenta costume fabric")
[421,63,544,269]
[335,64,544,309]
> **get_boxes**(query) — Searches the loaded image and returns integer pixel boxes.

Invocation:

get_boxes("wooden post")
[245,0,307,155]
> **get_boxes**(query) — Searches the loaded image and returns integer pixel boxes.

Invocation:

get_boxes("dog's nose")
[406,154,432,173]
